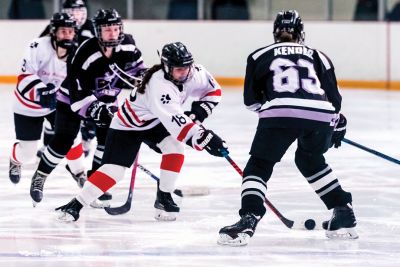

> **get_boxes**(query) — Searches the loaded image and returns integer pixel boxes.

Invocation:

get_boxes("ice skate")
[56,198,83,222]
[65,165,86,188]
[30,170,48,206]
[218,213,260,246]
[9,158,21,184]
[154,188,180,221]
[323,203,358,239]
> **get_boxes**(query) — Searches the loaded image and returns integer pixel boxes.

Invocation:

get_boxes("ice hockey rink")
[1,85,400,266]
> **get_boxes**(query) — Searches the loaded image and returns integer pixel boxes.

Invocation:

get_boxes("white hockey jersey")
[111,64,222,147]
[13,36,67,117]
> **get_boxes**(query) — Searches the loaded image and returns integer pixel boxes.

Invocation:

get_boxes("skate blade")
[217,233,250,246]
[56,211,76,222]
[154,209,178,221]
[32,200,38,207]
[326,227,359,239]
[90,199,110,209]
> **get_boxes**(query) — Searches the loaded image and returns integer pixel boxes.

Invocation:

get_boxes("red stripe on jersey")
[66,143,83,160]
[177,123,195,142]
[17,74,32,84]
[87,171,116,192]
[160,153,185,173]
[204,89,221,97]
[124,99,143,124]
[29,87,35,101]
[117,110,132,128]
[14,90,41,109]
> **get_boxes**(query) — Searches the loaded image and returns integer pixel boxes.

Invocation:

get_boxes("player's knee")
[52,133,76,152]
[157,136,185,154]
[93,164,126,183]
[295,149,325,175]
[243,156,275,180]
[16,140,38,163]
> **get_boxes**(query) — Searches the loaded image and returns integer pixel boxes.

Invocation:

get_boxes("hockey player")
[9,13,80,184]
[218,10,357,246]
[29,8,145,206]
[55,42,227,222]
[39,0,96,158]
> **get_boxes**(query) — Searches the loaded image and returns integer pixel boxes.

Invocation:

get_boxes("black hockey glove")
[331,113,347,148]
[37,83,57,109]
[81,120,97,141]
[184,101,213,124]
[86,101,114,128]
[195,129,229,157]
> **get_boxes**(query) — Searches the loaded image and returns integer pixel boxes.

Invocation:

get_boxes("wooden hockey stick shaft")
[343,138,400,165]
[223,153,294,228]
[104,155,139,215]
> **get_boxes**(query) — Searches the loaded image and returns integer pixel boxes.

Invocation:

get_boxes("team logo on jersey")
[161,94,171,104]
[30,42,38,48]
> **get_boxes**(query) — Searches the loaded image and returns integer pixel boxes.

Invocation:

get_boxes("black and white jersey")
[40,19,95,45]
[60,34,145,118]
[244,42,341,129]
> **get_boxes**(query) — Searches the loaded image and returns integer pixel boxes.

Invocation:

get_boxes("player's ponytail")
[137,64,162,94]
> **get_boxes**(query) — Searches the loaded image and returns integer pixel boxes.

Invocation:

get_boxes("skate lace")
[239,214,258,229]
[10,163,21,175]
[32,174,46,190]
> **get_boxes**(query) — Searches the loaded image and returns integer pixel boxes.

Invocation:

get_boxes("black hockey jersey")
[61,34,145,118]
[244,42,341,129]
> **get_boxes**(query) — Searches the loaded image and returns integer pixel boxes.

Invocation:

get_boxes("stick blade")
[104,201,132,215]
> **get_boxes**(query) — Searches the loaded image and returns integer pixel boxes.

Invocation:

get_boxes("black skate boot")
[218,213,260,246]
[9,158,21,184]
[65,165,86,188]
[55,198,83,222]
[30,171,48,206]
[322,203,358,239]
[154,188,180,221]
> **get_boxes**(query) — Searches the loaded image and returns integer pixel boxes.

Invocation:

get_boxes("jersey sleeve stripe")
[204,89,222,97]
[177,123,196,142]
[14,90,41,109]
[317,51,332,70]
[82,52,102,70]
[70,94,97,115]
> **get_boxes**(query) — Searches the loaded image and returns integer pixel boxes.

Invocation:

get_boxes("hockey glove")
[194,129,229,157]
[37,83,57,109]
[331,113,347,148]
[86,101,114,128]
[184,101,213,124]
[81,120,97,141]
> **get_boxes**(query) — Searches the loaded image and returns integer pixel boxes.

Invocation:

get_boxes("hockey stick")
[223,153,295,228]
[109,63,141,89]
[343,138,400,165]
[137,164,210,197]
[104,155,139,215]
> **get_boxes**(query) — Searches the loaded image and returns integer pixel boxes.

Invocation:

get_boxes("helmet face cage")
[62,7,87,28]
[161,42,194,84]
[273,10,305,43]
[50,12,77,50]
[93,9,125,48]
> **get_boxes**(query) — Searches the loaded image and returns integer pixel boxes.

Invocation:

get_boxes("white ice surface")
[0,86,400,266]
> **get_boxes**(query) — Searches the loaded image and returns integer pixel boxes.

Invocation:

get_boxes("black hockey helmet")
[273,10,305,43]
[50,12,77,50]
[62,0,86,9]
[62,0,87,28]
[161,42,194,84]
[92,8,124,48]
